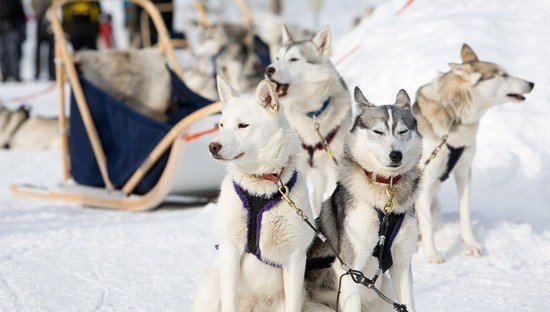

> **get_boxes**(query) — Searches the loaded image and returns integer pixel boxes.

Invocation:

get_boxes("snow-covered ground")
[1,0,550,310]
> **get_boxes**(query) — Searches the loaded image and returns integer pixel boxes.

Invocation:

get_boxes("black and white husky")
[193,77,318,312]
[265,25,352,215]
[413,44,535,262]
[306,88,422,312]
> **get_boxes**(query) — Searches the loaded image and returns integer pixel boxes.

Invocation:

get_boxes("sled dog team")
[193,26,534,311]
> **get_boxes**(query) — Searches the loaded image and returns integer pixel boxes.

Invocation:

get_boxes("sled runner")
[11,0,224,211]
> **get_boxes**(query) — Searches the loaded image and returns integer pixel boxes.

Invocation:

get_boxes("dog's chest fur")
[342,162,419,262]
[284,90,351,146]
[215,173,313,266]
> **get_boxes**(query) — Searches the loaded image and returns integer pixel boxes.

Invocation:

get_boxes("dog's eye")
[219,123,224,128]
[289,58,299,62]
[372,130,384,135]
[502,73,509,78]
[238,123,249,129]
[398,129,408,135]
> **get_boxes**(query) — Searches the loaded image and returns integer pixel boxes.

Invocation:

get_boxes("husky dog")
[194,23,263,94]
[414,44,535,263]
[193,77,318,312]
[9,116,59,150]
[0,105,30,148]
[265,25,352,214]
[253,12,314,58]
[306,88,422,312]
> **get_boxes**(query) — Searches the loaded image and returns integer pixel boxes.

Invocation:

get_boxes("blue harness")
[306,97,331,118]
[232,171,298,268]
[439,144,465,182]
[372,209,406,273]
[210,46,227,78]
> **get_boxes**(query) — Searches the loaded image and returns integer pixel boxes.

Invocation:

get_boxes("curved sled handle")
[234,0,254,28]
[121,102,222,195]
[193,0,212,29]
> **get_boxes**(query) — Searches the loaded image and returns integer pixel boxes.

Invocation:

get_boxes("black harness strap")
[372,209,406,273]
[439,144,465,182]
[306,256,336,271]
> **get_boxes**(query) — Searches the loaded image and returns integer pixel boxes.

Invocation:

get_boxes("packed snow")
[1,0,550,310]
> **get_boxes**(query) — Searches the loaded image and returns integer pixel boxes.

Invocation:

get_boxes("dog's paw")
[426,253,444,264]
[463,241,483,257]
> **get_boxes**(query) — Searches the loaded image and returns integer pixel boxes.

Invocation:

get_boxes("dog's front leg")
[336,265,362,312]
[454,146,482,256]
[416,180,443,263]
[389,263,415,312]
[283,250,307,312]
[218,243,240,312]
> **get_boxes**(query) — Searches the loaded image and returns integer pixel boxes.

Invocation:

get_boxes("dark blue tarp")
[69,69,213,195]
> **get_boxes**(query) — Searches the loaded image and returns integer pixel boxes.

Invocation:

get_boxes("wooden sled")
[11,0,223,211]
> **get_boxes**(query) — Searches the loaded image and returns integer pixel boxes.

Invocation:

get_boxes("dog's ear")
[312,26,331,57]
[255,79,279,113]
[216,75,239,106]
[449,63,482,85]
[281,25,294,45]
[354,86,375,111]
[461,44,479,63]
[394,89,411,110]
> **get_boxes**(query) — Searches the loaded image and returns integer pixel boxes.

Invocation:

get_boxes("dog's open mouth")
[507,93,526,101]
[270,80,289,97]
[214,152,244,161]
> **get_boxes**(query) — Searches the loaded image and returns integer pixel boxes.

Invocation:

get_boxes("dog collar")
[364,170,402,185]
[306,97,331,118]
[253,167,285,183]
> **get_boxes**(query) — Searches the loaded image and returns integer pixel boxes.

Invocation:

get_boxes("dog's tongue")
[276,85,285,96]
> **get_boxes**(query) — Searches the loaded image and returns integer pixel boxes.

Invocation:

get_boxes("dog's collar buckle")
[364,170,402,185]
[306,97,331,118]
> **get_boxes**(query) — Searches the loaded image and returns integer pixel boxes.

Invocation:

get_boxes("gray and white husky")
[193,23,263,94]
[265,25,352,215]
[306,87,422,312]
[193,77,319,312]
[414,44,535,263]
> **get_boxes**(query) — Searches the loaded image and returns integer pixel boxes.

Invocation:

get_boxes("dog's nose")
[209,142,222,155]
[265,66,275,77]
[389,151,403,163]
[528,81,535,91]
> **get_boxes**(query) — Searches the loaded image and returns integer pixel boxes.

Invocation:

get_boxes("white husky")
[265,25,352,215]
[413,44,535,262]
[193,77,318,312]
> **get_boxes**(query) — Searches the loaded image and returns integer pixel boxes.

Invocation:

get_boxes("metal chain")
[383,184,395,215]
[275,176,408,312]
[424,120,458,166]
[313,116,338,165]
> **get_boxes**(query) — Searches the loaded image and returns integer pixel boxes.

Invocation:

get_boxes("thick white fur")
[414,44,534,263]
[193,77,316,312]
[268,26,352,215]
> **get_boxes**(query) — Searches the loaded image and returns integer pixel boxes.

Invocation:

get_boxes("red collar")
[364,170,402,185]
[259,167,285,183]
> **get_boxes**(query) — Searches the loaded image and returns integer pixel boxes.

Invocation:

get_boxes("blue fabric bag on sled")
[69,69,213,195]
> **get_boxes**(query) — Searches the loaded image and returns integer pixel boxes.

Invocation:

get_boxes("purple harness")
[232,171,298,268]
